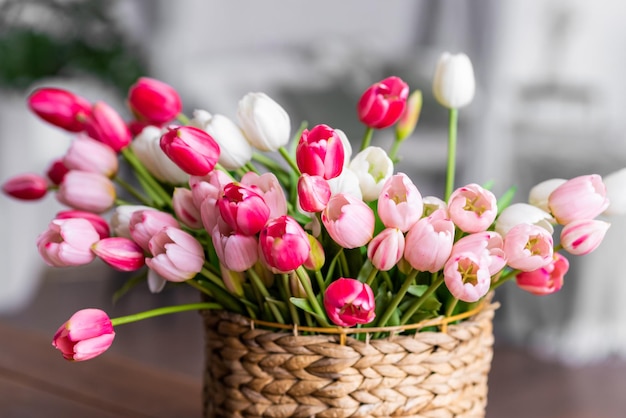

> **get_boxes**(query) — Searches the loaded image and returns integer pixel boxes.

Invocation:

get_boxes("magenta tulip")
[127,77,182,125]
[322,193,375,249]
[259,215,311,273]
[52,309,115,361]
[55,210,110,240]
[548,174,610,224]
[46,158,70,185]
[503,223,554,272]
[377,173,423,232]
[160,126,220,176]
[296,124,345,180]
[84,101,132,152]
[92,237,145,271]
[515,253,569,295]
[36,218,100,267]
[324,278,376,327]
[448,183,498,233]
[357,76,409,129]
[28,87,91,132]
[145,227,205,282]
[218,183,270,235]
[560,219,610,255]
[2,173,48,200]
[56,170,116,213]
[297,174,331,213]
[404,209,455,273]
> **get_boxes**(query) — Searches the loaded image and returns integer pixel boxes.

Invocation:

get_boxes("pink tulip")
[172,187,203,229]
[46,158,70,185]
[448,183,498,233]
[357,76,409,129]
[367,228,405,271]
[451,231,506,276]
[296,124,344,180]
[240,172,288,219]
[444,251,491,302]
[57,170,116,213]
[503,223,554,272]
[160,126,220,176]
[52,309,115,361]
[297,174,331,213]
[190,171,232,233]
[218,183,270,235]
[84,101,132,152]
[92,237,145,271]
[28,87,91,132]
[55,210,110,240]
[548,174,610,224]
[560,219,610,255]
[110,205,153,239]
[36,218,100,267]
[529,178,566,212]
[129,209,180,252]
[127,77,182,125]
[145,226,205,282]
[322,193,375,249]
[404,209,455,273]
[63,135,119,177]
[377,173,423,232]
[515,253,569,295]
[211,219,259,272]
[259,215,311,273]
[324,278,376,327]
[2,173,48,200]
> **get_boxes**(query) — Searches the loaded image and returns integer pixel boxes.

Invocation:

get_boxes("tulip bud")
[560,219,610,255]
[129,209,180,252]
[220,264,245,297]
[367,228,405,271]
[131,126,189,184]
[259,215,311,273]
[237,92,291,152]
[322,193,375,249]
[515,253,569,296]
[211,219,259,272]
[84,101,132,152]
[395,90,423,141]
[548,174,610,224]
[529,178,566,212]
[46,159,70,185]
[377,173,423,232]
[92,237,145,271]
[146,227,205,282]
[357,76,409,129]
[404,209,455,273]
[160,126,220,176]
[37,218,100,267]
[303,234,325,271]
[127,77,182,125]
[324,278,376,327]
[218,183,270,236]
[52,309,115,361]
[432,52,475,109]
[63,135,119,177]
[2,173,49,200]
[172,187,202,229]
[55,210,110,240]
[298,174,331,213]
[296,124,345,180]
[57,170,116,213]
[349,146,394,202]
[28,87,91,132]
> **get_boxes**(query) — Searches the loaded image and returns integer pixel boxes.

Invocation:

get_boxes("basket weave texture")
[202,303,496,418]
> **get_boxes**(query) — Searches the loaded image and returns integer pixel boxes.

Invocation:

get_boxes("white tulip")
[432,52,475,109]
[529,178,566,212]
[131,126,189,184]
[495,203,555,236]
[603,168,626,215]
[348,146,394,202]
[191,110,252,170]
[327,167,362,200]
[237,92,291,152]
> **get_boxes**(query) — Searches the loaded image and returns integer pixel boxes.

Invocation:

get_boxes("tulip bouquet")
[2,52,623,362]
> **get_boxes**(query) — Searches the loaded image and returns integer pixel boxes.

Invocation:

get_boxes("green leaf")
[290,297,316,315]
[497,185,518,214]
[407,285,442,312]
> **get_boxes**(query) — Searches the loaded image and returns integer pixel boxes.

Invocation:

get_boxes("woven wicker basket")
[202,300,498,418]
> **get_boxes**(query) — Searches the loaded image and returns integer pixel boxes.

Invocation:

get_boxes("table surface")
[1,265,626,418]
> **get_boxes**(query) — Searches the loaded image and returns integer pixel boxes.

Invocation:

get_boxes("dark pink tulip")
[56,170,116,214]
[160,126,220,176]
[52,309,115,361]
[28,87,91,132]
[2,173,48,200]
[146,226,205,282]
[55,210,110,240]
[515,253,569,295]
[357,76,409,129]
[297,174,331,213]
[46,158,70,185]
[296,124,344,180]
[92,237,145,271]
[218,183,270,236]
[259,215,311,273]
[84,101,132,152]
[127,77,182,125]
[324,278,376,327]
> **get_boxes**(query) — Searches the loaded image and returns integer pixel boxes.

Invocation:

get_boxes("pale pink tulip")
[172,187,203,229]
[324,278,376,327]
[127,77,182,125]
[211,220,259,272]
[367,228,405,271]
[2,173,49,200]
[37,218,100,267]
[448,183,497,233]
[52,309,115,361]
[57,170,116,213]
[548,174,609,224]
[145,227,205,282]
[529,178,566,212]
[129,209,180,251]
[444,251,491,302]
[515,253,569,295]
[451,231,506,276]
[322,193,375,249]
[297,174,331,213]
[190,171,232,208]
[296,124,345,180]
[84,101,132,152]
[240,172,288,219]
[63,135,118,177]
[160,126,220,176]
[404,209,455,273]
[357,76,409,129]
[55,210,110,240]
[377,173,423,232]
[259,215,311,273]
[28,87,91,132]
[560,219,610,255]
[503,223,554,272]
[110,205,153,238]
[92,237,145,271]
[349,146,394,202]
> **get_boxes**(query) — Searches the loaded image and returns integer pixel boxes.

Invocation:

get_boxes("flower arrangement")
[3,52,624,362]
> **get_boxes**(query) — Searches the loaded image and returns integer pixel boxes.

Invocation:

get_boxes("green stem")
[314,270,326,294]
[296,266,330,326]
[400,274,445,325]
[111,302,222,326]
[445,297,459,319]
[121,147,172,209]
[489,268,520,292]
[177,113,190,125]
[278,146,301,175]
[281,274,300,326]
[365,267,379,287]
[376,270,419,328]
[247,268,283,323]
[114,176,152,206]
[388,135,402,162]
[444,108,458,202]
[339,250,350,278]
[359,127,374,151]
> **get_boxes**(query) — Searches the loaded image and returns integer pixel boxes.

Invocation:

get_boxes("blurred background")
[1,0,626,411]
